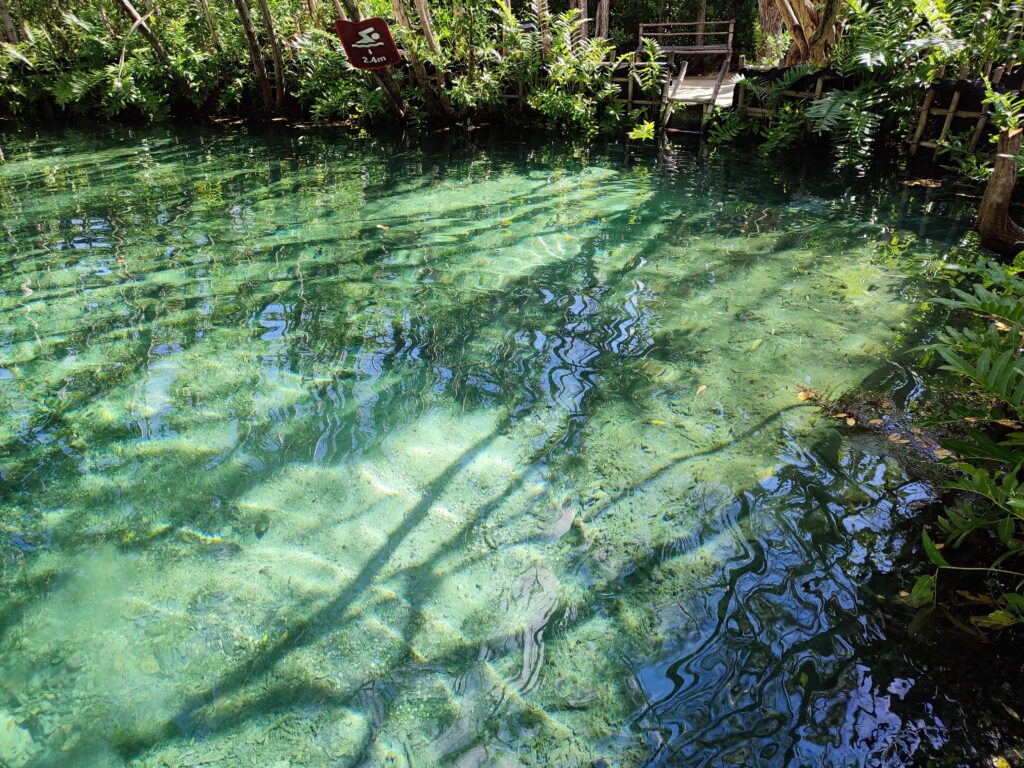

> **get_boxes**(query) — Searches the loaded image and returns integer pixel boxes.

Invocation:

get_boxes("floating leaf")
[749,338,763,351]
[835,412,848,418]
[973,610,1019,628]
[649,419,666,426]
[376,224,390,231]
[934,448,954,459]
[695,384,707,396]
[845,417,856,426]
[922,530,949,567]
[868,418,884,425]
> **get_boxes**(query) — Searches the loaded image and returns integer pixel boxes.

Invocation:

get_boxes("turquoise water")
[0,126,1003,766]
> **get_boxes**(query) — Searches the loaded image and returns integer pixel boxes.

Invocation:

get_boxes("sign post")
[333,18,402,71]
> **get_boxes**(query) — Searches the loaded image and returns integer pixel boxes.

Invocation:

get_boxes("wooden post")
[970,64,1005,150]
[910,64,945,156]
[935,63,971,147]
[976,128,1024,257]
[254,0,287,111]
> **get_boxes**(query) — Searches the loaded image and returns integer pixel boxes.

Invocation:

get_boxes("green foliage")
[628,119,655,140]
[919,260,1024,631]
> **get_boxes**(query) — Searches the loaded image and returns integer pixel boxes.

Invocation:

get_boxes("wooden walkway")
[667,73,736,106]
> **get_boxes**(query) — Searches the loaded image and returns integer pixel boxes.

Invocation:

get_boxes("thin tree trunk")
[197,0,221,49]
[695,0,705,47]
[535,0,550,57]
[0,0,19,43]
[113,0,171,61]
[232,0,275,110]
[410,0,452,113]
[594,0,607,38]
[254,0,286,110]
[391,0,439,113]
[977,128,1024,257]
[334,0,406,117]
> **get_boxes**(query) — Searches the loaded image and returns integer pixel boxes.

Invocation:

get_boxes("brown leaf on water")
[695,384,707,396]
[997,419,1021,428]
[376,224,390,232]
[846,418,856,426]
[934,448,955,459]
[868,418,884,426]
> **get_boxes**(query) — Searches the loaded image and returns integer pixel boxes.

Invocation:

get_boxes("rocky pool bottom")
[0,125,1021,766]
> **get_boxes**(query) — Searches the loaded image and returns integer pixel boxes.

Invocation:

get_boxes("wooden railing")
[637,20,734,54]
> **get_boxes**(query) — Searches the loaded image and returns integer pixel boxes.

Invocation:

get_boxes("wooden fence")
[909,62,1023,156]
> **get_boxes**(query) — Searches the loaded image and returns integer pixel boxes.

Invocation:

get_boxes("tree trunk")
[0,0,19,43]
[254,0,286,110]
[695,0,705,47]
[774,0,841,65]
[535,0,550,57]
[757,0,781,60]
[977,128,1024,258]
[334,0,406,118]
[594,0,608,38]
[232,0,275,110]
[391,0,439,113]
[411,0,451,114]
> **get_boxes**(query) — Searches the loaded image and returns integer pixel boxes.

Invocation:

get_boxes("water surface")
[0,126,1001,766]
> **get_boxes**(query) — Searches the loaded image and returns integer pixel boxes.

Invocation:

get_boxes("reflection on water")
[0,126,1003,767]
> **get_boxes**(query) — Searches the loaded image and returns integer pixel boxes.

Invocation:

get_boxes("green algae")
[0,127,998,766]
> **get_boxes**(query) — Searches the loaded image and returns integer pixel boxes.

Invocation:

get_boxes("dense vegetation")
[0,0,755,132]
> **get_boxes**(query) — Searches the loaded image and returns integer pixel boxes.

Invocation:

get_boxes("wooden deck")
[668,73,737,106]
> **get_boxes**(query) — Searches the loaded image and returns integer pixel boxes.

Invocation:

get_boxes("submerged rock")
[0,710,41,768]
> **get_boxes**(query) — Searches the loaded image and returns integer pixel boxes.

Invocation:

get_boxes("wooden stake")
[935,63,971,147]
[909,64,945,156]
[969,64,1005,151]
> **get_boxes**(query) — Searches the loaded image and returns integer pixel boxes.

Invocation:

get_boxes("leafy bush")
[914,260,1024,630]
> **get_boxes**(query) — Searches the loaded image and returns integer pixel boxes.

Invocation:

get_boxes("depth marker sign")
[334,18,401,70]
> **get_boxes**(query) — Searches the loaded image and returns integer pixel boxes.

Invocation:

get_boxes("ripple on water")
[0,126,1003,767]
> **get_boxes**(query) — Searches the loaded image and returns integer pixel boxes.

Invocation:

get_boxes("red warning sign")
[334,18,402,70]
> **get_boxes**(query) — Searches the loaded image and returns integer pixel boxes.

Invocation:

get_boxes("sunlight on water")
[0,126,985,766]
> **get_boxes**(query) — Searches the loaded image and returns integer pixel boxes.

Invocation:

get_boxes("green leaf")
[1004,592,1024,616]
[998,516,1016,546]
[922,529,949,567]
[911,574,936,606]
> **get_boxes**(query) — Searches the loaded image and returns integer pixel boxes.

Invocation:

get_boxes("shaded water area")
[0,126,1011,767]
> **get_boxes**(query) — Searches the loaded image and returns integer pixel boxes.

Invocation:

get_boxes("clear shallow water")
[0,126,998,767]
